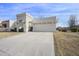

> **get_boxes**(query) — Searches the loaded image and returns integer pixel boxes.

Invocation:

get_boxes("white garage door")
[33,24,56,32]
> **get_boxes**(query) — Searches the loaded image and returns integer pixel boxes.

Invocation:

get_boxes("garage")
[32,16,56,32]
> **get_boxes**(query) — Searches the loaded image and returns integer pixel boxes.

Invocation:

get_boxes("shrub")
[78,29,79,32]
[62,29,67,32]
[70,28,77,32]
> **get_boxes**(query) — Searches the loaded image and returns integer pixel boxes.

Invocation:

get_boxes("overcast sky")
[0,3,79,27]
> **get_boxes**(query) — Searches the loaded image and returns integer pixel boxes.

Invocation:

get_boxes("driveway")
[0,32,55,56]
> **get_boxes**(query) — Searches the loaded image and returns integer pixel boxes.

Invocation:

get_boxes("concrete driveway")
[0,32,55,56]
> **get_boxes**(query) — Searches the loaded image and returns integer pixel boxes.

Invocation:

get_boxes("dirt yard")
[54,32,79,56]
[0,32,21,39]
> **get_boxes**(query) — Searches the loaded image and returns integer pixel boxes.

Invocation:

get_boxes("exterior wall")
[10,20,18,32]
[16,13,33,32]
[16,13,26,32]
[10,20,16,29]
[32,16,56,32]
[0,20,10,32]
[25,13,33,32]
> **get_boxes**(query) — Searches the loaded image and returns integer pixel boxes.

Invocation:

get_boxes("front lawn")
[54,32,79,56]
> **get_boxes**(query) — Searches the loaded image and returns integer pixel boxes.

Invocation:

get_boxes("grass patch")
[0,32,22,39]
[54,32,79,56]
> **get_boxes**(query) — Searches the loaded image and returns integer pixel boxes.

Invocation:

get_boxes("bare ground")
[54,32,79,56]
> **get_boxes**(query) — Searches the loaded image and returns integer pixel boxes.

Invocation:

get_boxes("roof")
[16,12,33,18]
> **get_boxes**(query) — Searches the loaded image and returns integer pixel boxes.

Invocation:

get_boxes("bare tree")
[69,15,77,32]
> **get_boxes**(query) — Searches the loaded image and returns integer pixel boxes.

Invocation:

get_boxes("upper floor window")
[2,24,7,28]
[19,19,22,23]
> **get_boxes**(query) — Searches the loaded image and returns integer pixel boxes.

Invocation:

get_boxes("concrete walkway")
[0,32,55,56]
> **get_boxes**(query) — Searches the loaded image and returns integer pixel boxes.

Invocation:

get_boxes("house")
[0,20,10,32]
[11,13,56,32]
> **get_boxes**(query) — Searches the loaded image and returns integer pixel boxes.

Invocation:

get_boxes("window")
[3,24,7,28]
[19,19,22,23]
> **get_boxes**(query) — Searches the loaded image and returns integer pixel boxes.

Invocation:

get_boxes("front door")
[29,27,33,31]
[19,28,24,32]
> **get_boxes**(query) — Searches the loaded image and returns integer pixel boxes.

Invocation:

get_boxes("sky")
[0,3,79,27]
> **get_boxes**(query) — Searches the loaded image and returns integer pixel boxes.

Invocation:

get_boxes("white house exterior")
[16,13,33,32]
[10,13,56,32]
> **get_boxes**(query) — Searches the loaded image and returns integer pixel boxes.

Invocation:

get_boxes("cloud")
[0,3,79,27]
[0,3,79,18]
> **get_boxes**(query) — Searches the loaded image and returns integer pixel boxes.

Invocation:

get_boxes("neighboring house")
[0,20,10,32]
